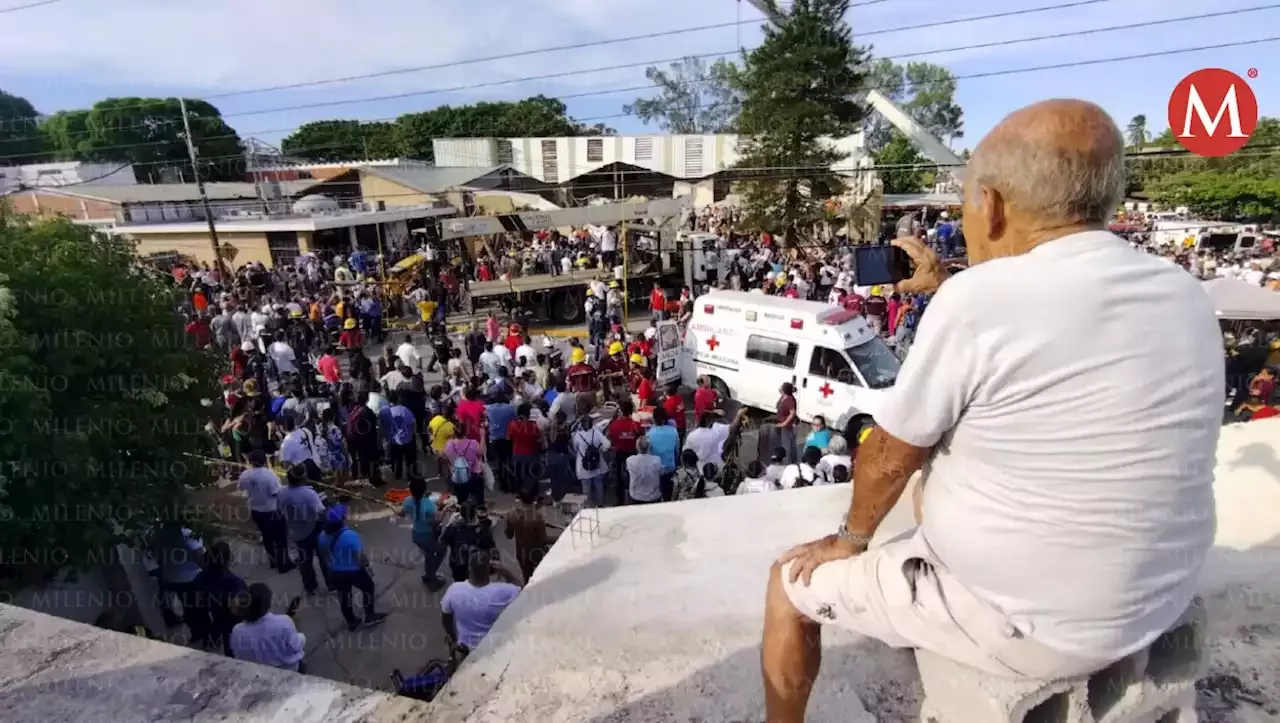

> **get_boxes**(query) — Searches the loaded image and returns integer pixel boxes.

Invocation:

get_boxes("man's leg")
[762,561,824,723]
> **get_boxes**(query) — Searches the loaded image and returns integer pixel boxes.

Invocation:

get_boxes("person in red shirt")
[504,324,523,358]
[635,367,656,408]
[693,376,721,420]
[661,382,687,445]
[649,282,667,322]
[628,336,652,360]
[607,399,644,506]
[185,315,212,348]
[338,317,364,350]
[507,403,544,497]
[192,289,209,315]
[1249,371,1276,406]
[566,347,597,393]
[230,341,250,378]
[456,387,487,442]
[317,345,341,385]
[598,341,628,398]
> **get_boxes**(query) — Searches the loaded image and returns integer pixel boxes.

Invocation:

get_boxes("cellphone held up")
[853,245,915,287]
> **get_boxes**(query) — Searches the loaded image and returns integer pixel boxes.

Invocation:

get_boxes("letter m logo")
[1168,68,1258,157]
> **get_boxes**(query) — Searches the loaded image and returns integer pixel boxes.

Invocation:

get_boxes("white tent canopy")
[1202,278,1280,320]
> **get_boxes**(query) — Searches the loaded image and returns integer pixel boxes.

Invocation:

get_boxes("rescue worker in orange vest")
[566,347,598,393]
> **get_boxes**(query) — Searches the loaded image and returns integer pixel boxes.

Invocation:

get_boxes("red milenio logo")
[1167,68,1259,157]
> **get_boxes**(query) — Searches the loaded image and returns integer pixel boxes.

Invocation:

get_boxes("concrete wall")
[0,603,432,722]
[359,174,437,209]
[9,190,120,222]
[127,231,273,267]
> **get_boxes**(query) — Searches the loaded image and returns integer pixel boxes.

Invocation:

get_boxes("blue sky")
[0,0,1276,156]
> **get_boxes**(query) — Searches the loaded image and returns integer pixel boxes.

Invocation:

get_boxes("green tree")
[1125,114,1148,148]
[281,120,401,162]
[1130,116,1280,195]
[733,0,869,244]
[395,96,615,162]
[0,211,218,581]
[875,131,933,194]
[43,98,244,182]
[1147,172,1280,222]
[0,90,47,165]
[623,56,742,133]
[864,59,964,152]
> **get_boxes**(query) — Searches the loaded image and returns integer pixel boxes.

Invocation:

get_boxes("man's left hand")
[776,534,865,586]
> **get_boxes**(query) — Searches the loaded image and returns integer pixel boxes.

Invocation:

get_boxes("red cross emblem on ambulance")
[706,335,720,351]
[819,382,834,398]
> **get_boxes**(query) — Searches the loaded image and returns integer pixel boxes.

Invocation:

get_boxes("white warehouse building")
[431,133,875,204]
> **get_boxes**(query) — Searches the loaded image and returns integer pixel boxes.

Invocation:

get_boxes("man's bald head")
[964,100,1126,258]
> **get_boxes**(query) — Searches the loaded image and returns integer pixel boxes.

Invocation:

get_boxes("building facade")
[432,133,873,190]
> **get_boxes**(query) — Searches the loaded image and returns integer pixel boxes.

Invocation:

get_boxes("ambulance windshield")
[845,338,899,389]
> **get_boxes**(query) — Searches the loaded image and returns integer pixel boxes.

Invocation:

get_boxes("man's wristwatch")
[837,522,872,549]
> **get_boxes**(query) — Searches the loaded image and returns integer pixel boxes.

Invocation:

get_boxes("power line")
[0,0,63,13]
[3,26,1276,166]
[11,146,1278,211]
[6,6,1277,163]
[0,0,1125,129]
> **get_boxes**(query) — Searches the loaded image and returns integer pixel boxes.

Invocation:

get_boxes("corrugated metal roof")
[358,165,505,194]
[45,181,316,204]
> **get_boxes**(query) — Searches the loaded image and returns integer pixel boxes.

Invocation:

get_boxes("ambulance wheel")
[710,376,731,400]
[551,289,584,325]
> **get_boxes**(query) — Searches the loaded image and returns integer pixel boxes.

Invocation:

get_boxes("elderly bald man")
[760,100,1222,722]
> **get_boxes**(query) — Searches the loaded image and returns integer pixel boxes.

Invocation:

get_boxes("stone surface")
[0,602,431,723]
[916,599,1206,723]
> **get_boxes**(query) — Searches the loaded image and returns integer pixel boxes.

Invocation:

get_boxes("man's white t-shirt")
[874,231,1221,662]
[515,344,537,368]
[268,341,297,374]
[684,423,731,468]
[779,462,818,489]
[396,342,421,371]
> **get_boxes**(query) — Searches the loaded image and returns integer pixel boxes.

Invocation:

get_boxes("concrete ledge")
[0,603,431,723]
[917,599,1207,723]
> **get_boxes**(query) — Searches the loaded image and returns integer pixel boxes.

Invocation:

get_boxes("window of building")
[684,137,704,177]
[634,137,653,161]
[496,140,514,165]
[266,231,301,268]
[808,346,859,386]
[746,335,798,369]
[586,138,604,163]
[541,140,559,183]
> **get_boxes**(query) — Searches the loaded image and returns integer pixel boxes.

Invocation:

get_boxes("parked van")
[679,291,898,440]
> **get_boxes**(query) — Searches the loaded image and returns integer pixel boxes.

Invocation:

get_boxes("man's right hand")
[891,237,949,295]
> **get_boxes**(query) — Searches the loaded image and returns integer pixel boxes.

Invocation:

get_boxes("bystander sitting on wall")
[761,99,1224,722]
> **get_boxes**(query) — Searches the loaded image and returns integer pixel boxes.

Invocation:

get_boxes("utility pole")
[179,97,225,276]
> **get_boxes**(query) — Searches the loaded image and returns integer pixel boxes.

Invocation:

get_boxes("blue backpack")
[451,455,472,485]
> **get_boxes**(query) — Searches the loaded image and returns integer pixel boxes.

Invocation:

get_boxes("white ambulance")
[679,291,898,438]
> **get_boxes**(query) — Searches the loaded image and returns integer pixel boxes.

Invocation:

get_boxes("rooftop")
[25,181,318,204]
[433,418,1280,721]
[111,204,458,235]
[0,602,432,722]
[357,165,515,195]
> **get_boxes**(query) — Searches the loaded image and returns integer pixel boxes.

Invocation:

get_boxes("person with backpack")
[444,433,484,507]
[780,445,823,489]
[440,501,496,582]
[317,505,387,632]
[672,449,704,501]
[402,476,446,592]
[571,415,611,508]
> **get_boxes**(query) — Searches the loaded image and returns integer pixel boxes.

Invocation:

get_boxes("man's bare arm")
[846,427,932,540]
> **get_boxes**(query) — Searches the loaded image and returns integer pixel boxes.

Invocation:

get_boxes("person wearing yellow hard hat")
[339,315,365,351]
[598,340,628,397]
[566,346,597,393]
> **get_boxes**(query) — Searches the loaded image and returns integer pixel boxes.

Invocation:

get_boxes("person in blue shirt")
[380,390,418,482]
[486,391,517,494]
[402,476,446,591]
[318,504,387,631]
[803,415,833,453]
[646,406,681,501]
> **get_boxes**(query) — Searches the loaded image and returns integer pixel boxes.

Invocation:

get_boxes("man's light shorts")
[781,530,1100,679]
